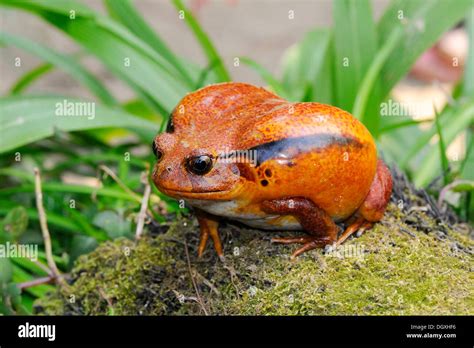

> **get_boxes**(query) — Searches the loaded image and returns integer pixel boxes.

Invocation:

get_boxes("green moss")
[36,237,175,315]
[35,203,473,315]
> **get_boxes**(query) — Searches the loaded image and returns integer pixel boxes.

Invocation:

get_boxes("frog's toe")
[197,230,209,257]
[323,243,337,254]
[291,238,331,259]
[356,221,373,237]
[271,235,314,244]
[336,216,364,246]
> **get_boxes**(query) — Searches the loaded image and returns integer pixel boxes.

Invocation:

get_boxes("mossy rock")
[35,169,474,315]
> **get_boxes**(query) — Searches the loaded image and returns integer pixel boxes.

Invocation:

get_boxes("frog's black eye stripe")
[249,133,363,166]
[185,155,213,175]
[152,141,163,161]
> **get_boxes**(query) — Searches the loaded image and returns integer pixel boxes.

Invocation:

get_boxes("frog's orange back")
[238,101,378,221]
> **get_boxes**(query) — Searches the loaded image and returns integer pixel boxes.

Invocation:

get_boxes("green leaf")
[352,26,404,135]
[413,100,474,187]
[400,99,473,168]
[12,265,55,298]
[0,207,81,235]
[93,210,132,239]
[463,11,474,97]
[433,107,450,185]
[104,0,194,86]
[65,16,189,113]
[10,63,53,94]
[68,208,108,241]
[0,258,13,284]
[0,32,117,105]
[11,258,49,277]
[460,134,473,180]
[0,183,139,202]
[0,96,158,154]
[240,57,288,99]
[171,0,230,82]
[1,206,28,242]
[0,282,31,314]
[377,0,474,99]
[69,235,98,266]
[379,118,431,133]
[450,180,474,193]
[333,0,378,112]
[0,0,96,17]
[0,1,191,113]
[280,28,333,103]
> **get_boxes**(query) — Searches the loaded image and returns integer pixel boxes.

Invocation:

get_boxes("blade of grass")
[352,26,404,134]
[0,207,81,234]
[50,153,147,174]
[433,107,450,185]
[413,101,474,187]
[333,0,378,112]
[240,57,288,98]
[399,98,473,168]
[462,11,474,97]
[0,32,117,105]
[61,17,186,112]
[171,0,230,82]
[379,118,432,133]
[104,0,194,86]
[68,208,108,241]
[9,52,86,95]
[0,0,95,17]
[1,1,192,113]
[460,134,473,179]
[0,168,34,182]
[0,183,140,201]
[3,0,191,86]
[37,251,67,269]
[377,0,474,99]
[66,17,189,113]
[12,265,55,298]
[193,59,220,89]
[11,258,49,277]
[280,28,332,103]
[0,96,158,154]
[10,63,53,94]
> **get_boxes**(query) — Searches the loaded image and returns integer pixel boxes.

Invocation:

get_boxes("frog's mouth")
[158,187,238,200]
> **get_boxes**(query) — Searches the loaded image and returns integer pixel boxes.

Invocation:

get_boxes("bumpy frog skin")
[152,82,392,259]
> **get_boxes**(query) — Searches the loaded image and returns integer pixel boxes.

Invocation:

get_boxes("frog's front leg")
[261,197,338,259]
[195,209,223,259]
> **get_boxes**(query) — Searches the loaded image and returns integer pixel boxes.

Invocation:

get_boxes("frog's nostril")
[166,166,172,172]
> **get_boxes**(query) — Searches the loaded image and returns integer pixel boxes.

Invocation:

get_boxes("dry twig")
[34,167,65,287]
[136,170,152,240]
[184,240,209,315]
[99,164,142,202]
[17,276,54,290]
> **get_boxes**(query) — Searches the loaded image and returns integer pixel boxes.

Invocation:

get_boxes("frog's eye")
[152,141,163,161]
[186,155,213,175]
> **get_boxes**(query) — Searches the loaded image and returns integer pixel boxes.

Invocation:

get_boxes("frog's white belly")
[185,199,302,230]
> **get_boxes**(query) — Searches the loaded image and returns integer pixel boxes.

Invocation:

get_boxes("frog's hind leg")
[261,197,338,259]
[337,159,392,246]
